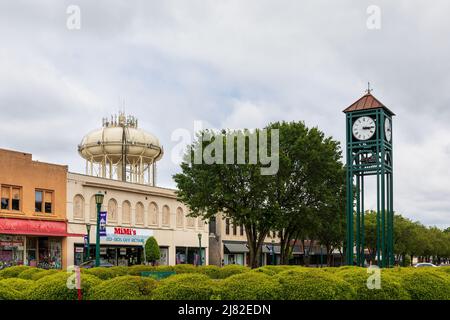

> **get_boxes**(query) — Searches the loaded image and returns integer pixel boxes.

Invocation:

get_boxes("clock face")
[352,116,376,141]
[385,118,392,142]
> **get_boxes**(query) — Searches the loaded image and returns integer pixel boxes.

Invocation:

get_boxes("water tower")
[78,112,163,186]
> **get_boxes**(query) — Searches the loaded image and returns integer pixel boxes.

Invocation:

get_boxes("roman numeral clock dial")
[352,116,376,140]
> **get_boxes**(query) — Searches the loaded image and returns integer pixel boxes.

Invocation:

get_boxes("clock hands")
[362,126,375,130]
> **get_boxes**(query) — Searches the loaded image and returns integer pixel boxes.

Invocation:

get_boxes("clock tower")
[343,89,395,267]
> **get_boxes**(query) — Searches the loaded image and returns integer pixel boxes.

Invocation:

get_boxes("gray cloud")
[0,0,449,228]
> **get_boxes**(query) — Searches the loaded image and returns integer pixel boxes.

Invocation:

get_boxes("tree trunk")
[279,230,290,265]
[245,224,268,268]
[326,245,331,267]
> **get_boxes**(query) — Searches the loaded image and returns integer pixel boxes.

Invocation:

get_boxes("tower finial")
[366,82,373,95]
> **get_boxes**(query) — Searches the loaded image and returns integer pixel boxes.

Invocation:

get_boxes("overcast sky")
[0,1,449,228]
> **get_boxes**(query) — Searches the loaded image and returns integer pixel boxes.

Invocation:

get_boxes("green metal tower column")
[343,91,395,268]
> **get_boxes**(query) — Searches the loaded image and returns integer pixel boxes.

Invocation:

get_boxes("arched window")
[162,205,170,226]
[176,207,184,228]
[122,201,131,224]
[187,215,195,228]
[197,217,204,229]
[148,202,158,226]
[89,195,97,222]
[73,195,85,220]
[107,198,118,223]
[136,202,144,225]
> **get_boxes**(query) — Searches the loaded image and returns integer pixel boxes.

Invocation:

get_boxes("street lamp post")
[198,233,202,266]
[271,240,275,265]
[85,223,91,261]
[94,192,104,267]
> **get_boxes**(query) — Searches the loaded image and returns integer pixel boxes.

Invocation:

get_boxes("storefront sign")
[99,212,107,237]
[0,218,68,236]
[75,247,84,253]
[104,227,153,245]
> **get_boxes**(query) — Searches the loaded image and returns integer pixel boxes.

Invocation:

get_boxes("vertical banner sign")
[83,235,88,247]
[99,211,107,237]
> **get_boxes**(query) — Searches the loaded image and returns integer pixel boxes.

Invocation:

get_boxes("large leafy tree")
[174,129,277,268]
[265,121,344,265]
[174,122,344,267]
[361,212,450,265]
[313,171,346,266]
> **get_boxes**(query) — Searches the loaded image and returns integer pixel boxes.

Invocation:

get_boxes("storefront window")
[176,246,205,265]
[74,244,142,266]
[37,237,61,269]
[44,191,53,213]
[0,186,21,211]
[11,188,20,211]
[49,238,62,268]
[159,247,168,265]
[0,235,25,268]
[1,186,10,210]
[224,253,245,266]
[35,190,43,212]
[26,237,37,267]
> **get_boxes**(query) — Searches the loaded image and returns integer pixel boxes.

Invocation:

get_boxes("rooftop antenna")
[366,82,373,95]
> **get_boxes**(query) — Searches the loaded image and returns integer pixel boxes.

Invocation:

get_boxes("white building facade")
[66,172,208,267]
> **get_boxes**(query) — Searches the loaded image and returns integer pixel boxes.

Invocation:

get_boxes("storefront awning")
[261,245,271,253]
[224,243,249,253]
[263,244,303,255]
[0,217,78,237]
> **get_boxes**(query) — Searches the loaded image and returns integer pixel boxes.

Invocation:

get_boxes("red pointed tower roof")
[343,93,395,115]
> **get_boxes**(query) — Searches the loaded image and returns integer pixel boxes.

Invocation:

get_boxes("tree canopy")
[174,121,344,267]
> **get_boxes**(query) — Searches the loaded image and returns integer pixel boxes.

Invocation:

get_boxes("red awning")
[0,217,79,237]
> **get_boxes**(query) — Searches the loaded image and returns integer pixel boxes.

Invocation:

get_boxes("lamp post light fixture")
[198,233,202,266]
[94,192,104,267]
[85,223,91,261]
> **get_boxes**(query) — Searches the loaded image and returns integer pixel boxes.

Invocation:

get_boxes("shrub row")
[0,265,449,300]
[84,264,249,280]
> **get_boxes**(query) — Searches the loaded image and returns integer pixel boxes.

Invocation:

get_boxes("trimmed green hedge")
[0,286,22,300]
[88,276,158,300]
[215,265,250,279]
[0,266,30,279]
[336,268,410,300]
[26,272,101,300]
[108,266,129,277]
[198,265,222,279]
[218,272,282,300]
[252,265,300,276]
[84,267,118,280]
[0,278,34,292]
[126,265,157,276]
[151,273,216,300]
[398,269,450,300]
[17,267,44,280]
[30,269,59,281]
[276,269,355,300]
[173,264,199,274]
[0,278,34,300]
[0,265,449,300]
